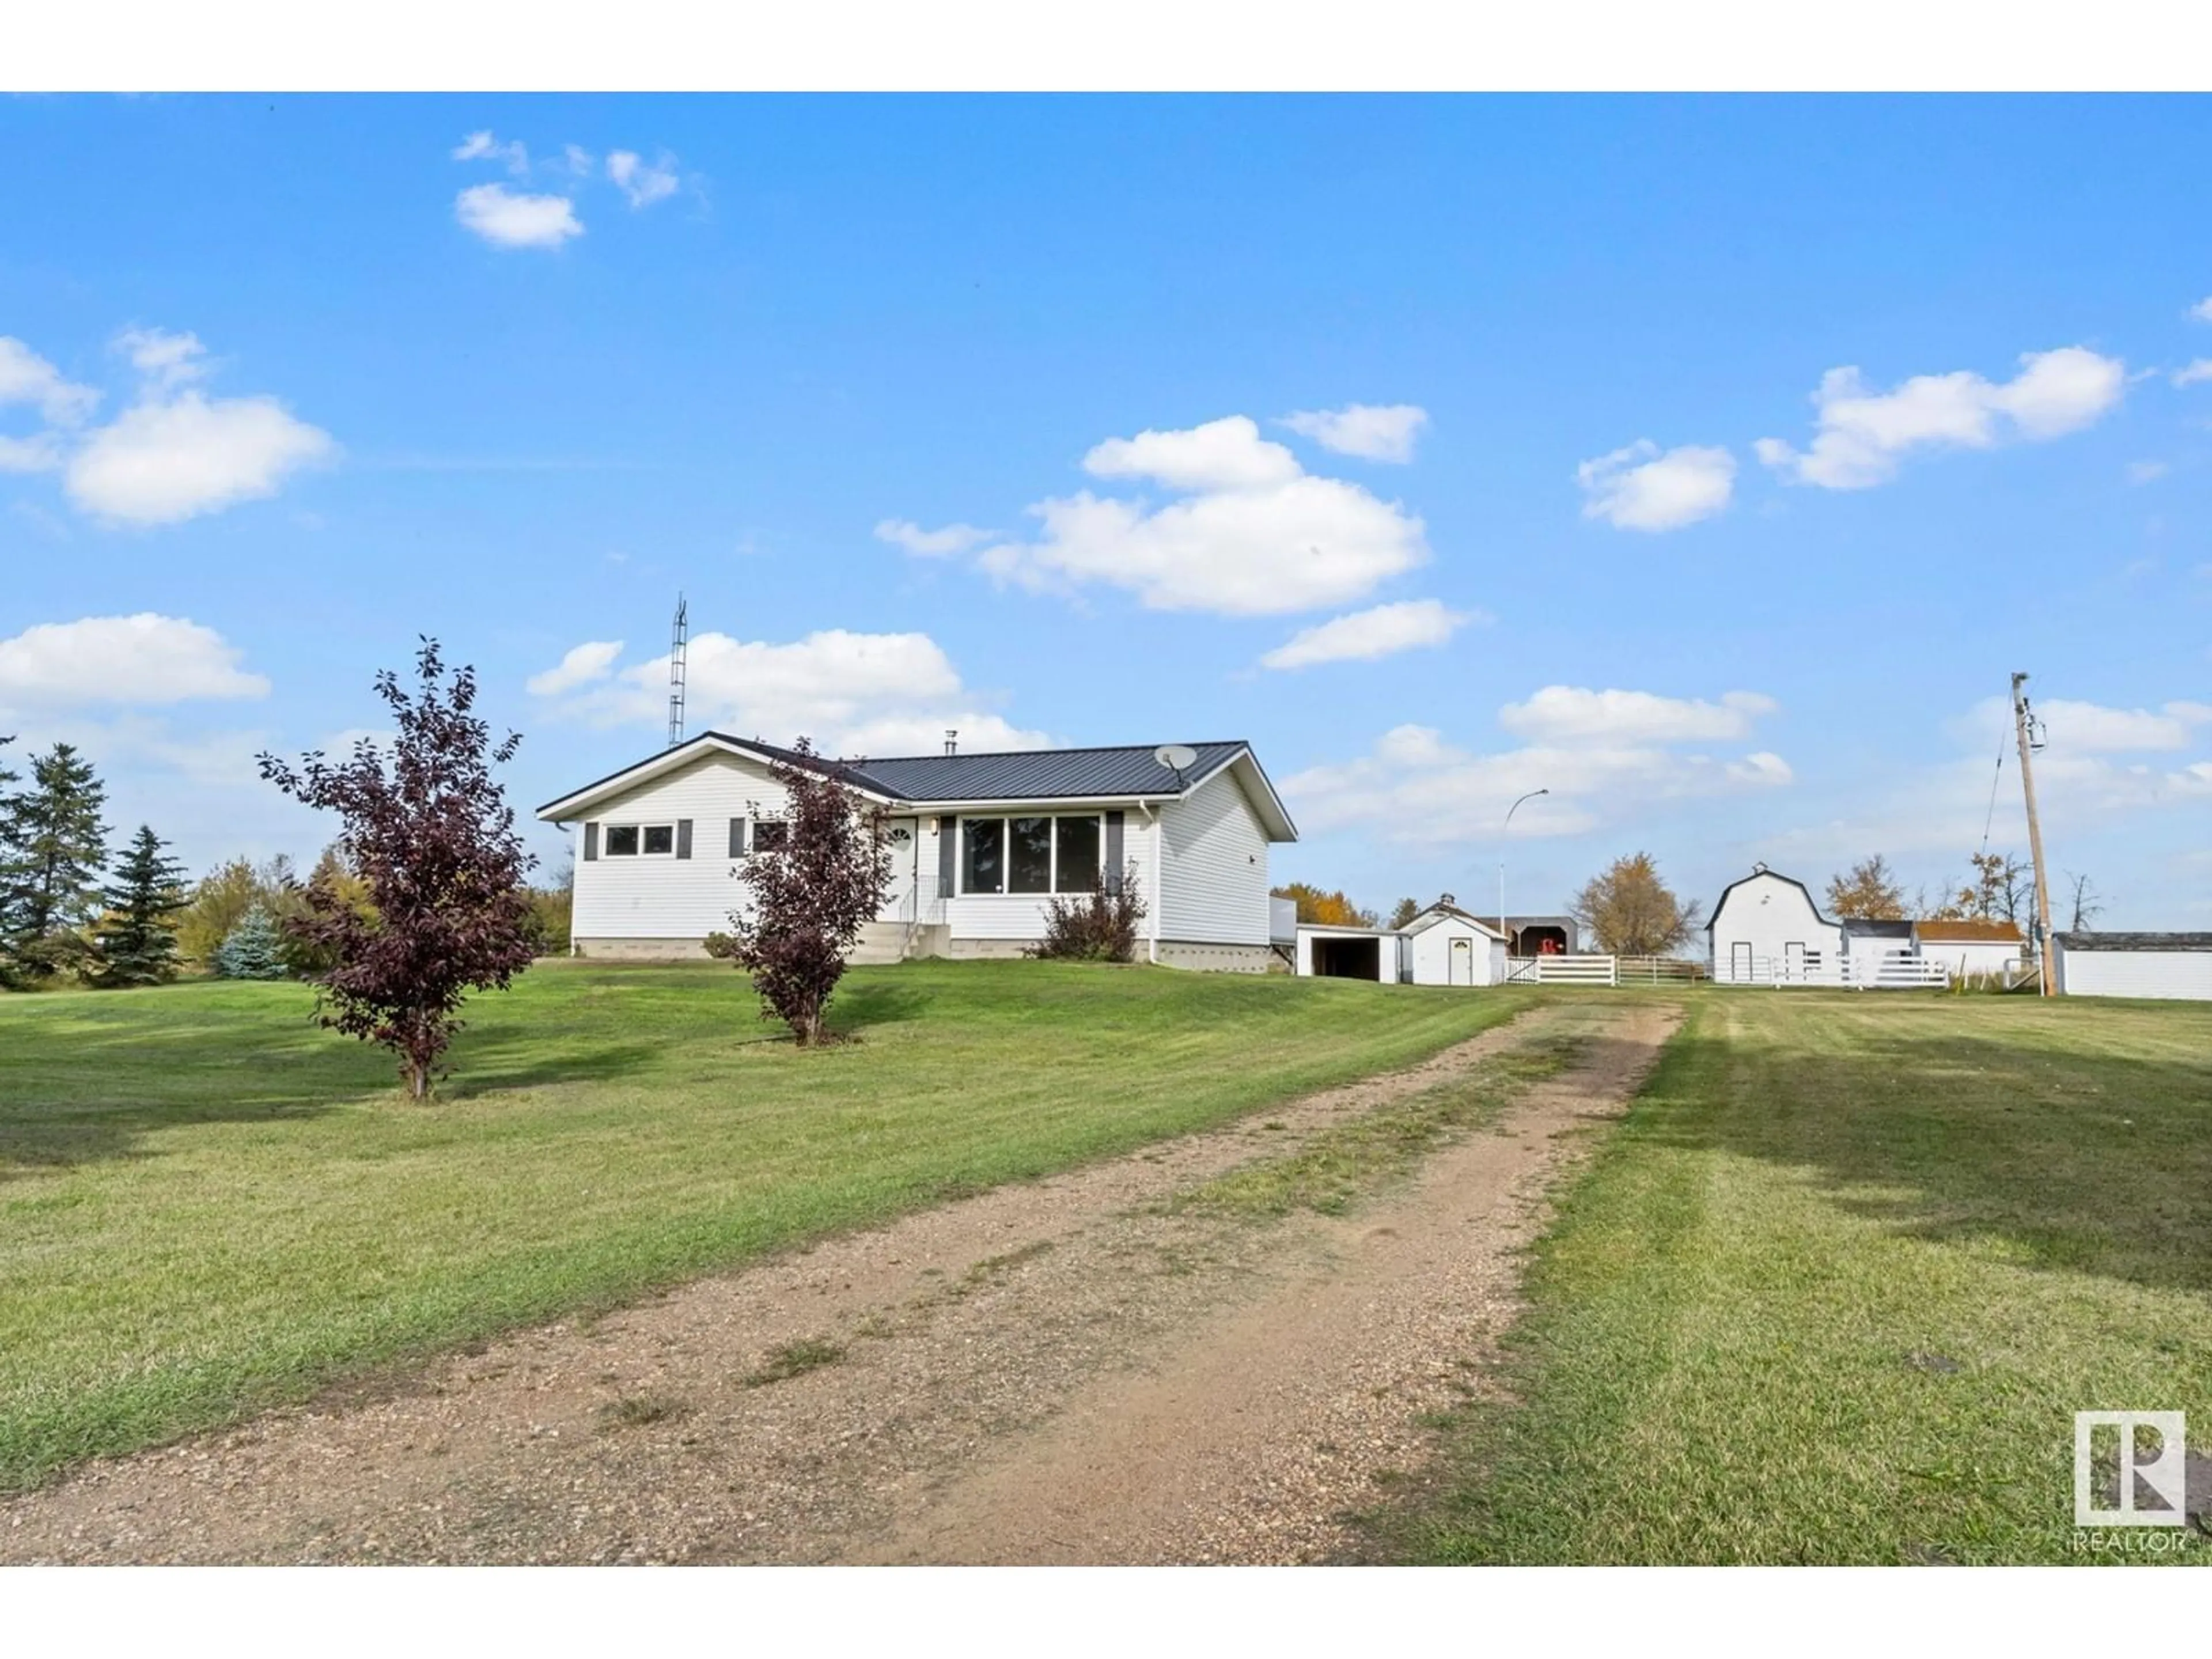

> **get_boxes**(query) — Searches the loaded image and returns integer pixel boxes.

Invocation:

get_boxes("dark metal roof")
[2055,931,2212,952]
[539,732,1294,835]
[806,738,1254,803]
[1842,918,1915,938]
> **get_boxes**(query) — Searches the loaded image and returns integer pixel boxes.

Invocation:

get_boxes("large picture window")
[959,815,1104,895]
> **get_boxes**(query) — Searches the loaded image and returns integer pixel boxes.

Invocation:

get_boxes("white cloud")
[0,336,98,426]
[1756,346,2125,489]
[0,614,270,709]
[529,630,1048,757]
[1500,685,1778,744]
[454,183,584,251]
[1283,702,1794,849]
[1083,415,1302,493]
[1260,599,1474,670]
[2173,359,2212,388]
[525,639,624,697]
[874,518,994,557]
[452,130,530,176]
[66,390,334,526]
[2127,459,2171,484]
[116,327,207,389]
[953,414,1427,616]
[1279,404,1429,463]
[2191,296,2212,323]
[606,150,680,209]
[1577,441,1736,531]
[0,433,64,474]
[563,145,596,177]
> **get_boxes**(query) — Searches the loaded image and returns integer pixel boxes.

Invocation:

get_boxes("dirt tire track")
[0,998,1676,1566]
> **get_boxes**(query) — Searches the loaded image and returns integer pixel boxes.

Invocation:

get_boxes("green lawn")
[1396,990,2212,1565]
[0,960,1525,1492]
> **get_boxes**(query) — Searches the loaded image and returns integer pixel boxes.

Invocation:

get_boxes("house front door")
[880,817,920,923]
[1450,935,1472,986]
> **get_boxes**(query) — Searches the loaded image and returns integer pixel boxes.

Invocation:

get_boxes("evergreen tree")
[0,741,109,982]
[91,825,189,988]
[214,905,290,980]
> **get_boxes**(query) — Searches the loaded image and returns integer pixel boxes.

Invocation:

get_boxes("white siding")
[570,751,791,940]
[1158,771,1271,945]
[1709,872,1843,981]
[2057,947,2212,1001]
[1919,940,2022,979]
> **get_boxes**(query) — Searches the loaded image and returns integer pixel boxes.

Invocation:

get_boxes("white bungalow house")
[1293,897,1508,986]
[536,733,1297,971]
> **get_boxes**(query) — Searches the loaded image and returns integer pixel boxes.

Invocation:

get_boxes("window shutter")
[729,817,747,858]
[1104,810,1124,892]
[583,822,599,861]
[938,816,957,897]
[676,819,693,859]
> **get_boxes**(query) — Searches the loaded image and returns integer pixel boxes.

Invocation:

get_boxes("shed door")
[1730,941,1752,981]
[1450,935,1472,986]
[1783,941,1806,980]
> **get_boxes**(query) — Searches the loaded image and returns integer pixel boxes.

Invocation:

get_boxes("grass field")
[1394,990,2212,1565]
[0,960,1529,1493]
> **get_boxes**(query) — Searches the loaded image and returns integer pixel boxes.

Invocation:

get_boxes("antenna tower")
[667,593,688,750]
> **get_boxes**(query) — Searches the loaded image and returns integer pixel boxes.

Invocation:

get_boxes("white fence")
[1712,951,1949,990]
[1505,954,1620,986]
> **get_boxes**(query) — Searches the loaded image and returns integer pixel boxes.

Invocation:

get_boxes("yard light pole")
[1499,788,1549,956]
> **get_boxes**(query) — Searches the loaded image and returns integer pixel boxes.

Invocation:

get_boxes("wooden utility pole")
[2012,672,2056,996]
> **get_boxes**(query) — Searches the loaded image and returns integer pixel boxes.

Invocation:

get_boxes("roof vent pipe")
[945,729,957,756]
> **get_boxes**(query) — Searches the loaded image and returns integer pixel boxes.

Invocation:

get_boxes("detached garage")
[2051,933,2212,1001]
[1293,899,1508,986]
[1295,925,1394,982]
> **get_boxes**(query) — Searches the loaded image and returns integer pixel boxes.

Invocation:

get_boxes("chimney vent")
[945,729,958,756]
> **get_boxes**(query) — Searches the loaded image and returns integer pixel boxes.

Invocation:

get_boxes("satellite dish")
[1155,744,1198,772]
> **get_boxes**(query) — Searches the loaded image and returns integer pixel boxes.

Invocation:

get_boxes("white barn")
[537,733,1297,971]
[2052,932,2212,1001]
[1707,865,1843,983]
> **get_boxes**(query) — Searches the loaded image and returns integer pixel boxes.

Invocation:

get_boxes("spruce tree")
[214,904,290,980]
[0,741,109,982]
[91,825,189,988]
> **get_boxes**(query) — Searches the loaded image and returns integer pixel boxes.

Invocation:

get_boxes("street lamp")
[1499,788,1550,955]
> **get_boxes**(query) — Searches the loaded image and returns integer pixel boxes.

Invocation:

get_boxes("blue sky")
[2,95,2207,929]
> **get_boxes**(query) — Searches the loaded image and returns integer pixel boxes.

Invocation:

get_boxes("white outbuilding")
[1400,900,1510,986]
[1707,864,1844,983]
[1293,896,1508,986]
[2051,932,2212,1001]
[1912,919,2026,983]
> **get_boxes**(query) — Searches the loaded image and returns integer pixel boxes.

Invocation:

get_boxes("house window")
[605,823,675,857]
[1009,817,1054,894]
[963,818,1005,894]
[959,815,1104,895]
[1055,816,1101,892]
[751,820,789,853]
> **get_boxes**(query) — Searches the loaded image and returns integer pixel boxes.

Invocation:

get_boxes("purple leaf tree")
[729,739,891,1046]
[258,639,537,1099]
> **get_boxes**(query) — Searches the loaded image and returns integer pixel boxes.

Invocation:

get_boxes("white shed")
[2052,932,2212,1001]
[1913,919,2025,983]
[1294,924,1396,982]
[1707,865,1844,983]
[1401,902,1509,986]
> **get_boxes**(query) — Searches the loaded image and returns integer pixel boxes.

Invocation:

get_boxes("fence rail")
[1505,954,1619,986]
[1712,952,1950,989]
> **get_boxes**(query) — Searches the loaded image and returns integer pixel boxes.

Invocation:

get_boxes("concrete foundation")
[571,930,1275,972]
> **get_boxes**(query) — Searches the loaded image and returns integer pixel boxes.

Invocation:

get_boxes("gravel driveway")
[1,998,1676,1565]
